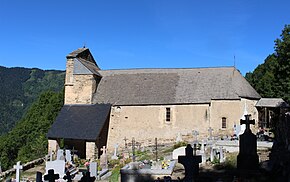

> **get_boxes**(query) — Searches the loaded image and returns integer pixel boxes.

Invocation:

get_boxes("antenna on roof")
[83,42,86,48]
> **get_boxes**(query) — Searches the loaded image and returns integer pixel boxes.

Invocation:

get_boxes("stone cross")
[132,137,136,162]
[178,144,202,181]
[44,169,60,182]
[63,171,72,182]
[101,146,107,155]
[124,137,128,149]
[192,130,199,143]
[80,171,96,182]
[155,137,158,161]
[208,127,214,140]
[240,114,255,132]
[111,144,119,159]
[237,114,259,170]
[13,161,23,182]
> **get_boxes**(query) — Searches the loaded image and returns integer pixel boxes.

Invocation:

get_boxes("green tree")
[0,90,63,170]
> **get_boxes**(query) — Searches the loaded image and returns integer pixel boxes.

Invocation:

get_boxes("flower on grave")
[161,160,170,169]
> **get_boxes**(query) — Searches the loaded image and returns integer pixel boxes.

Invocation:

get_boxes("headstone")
[178,144,202,181]
[200,140,207,163]
[219,146,224,163]
[100,146,108,169]
[237,114,259,170]
[44,169,60,182]
[210,147,215,162]
[132,138,136,162]
[123,137,128,149]
[176,132,183,142]
[111,144,119,160]
[192,130,199,143]
[172,146,186,160]
[45,160,65,178]
[13,161,22,182]
[208,127,214,140]
[56,149,64,160]
[63,171,72,182]
[36,171,42,182]
[49,152,53,161]
[89,162,97,178]
[65,150,72,163]
[80,171,95,182]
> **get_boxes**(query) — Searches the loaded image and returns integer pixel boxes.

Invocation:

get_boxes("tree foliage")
[246,25,290,102]
[0,66,64,135]
[0,91,64,170]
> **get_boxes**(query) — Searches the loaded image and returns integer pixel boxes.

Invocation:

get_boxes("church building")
[47,48,261,159]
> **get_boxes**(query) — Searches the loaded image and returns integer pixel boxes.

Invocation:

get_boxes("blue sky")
[0,0,289,75]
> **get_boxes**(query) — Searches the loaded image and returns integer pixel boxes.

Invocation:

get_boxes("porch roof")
[256,98,289,108]
[47,104,111,141]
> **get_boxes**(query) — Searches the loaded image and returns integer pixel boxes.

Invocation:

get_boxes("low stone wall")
[0,157,45,179]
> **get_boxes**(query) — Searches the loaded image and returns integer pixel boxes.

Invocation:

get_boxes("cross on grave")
[237,114,259,170]
[80,171,96,182]
[208,127,214,140]
[101,146,107,155]
[240,114,255,132]
[178,144,202,182]
[124,137,128,149]
[63,171,72,182]
[192,130,199,143]
[44,169,60,182]
[13,161,22,182]
[132,137,136,162]
[155,138,158,161]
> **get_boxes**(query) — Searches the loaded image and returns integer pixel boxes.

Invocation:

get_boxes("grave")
[56,149,65,160]
[120,160,176,182]
[13,161,22,182]
[178,144,202,181]
[45,160,65,178]
[80,171,95,182]
[89,162,97,178]
[111,144,119,160]
[65,150,72,163]
[44,169,59,182]
[63,171,72,182]
[237,114,259,170]
[100,146,108,170]
[36,171,42,182]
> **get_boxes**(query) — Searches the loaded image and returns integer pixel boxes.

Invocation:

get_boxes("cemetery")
[2,113,286,181]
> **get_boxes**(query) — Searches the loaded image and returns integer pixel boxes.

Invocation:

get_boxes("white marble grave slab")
[65,150,72,163]
[45,160,65,178]
[172,146,186,160]
[89,162,98,177]
[56,149,64,160]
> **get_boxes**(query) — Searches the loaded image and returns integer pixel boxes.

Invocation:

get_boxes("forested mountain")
[0,91,64,170]
[0,66,65,135]
[245,25,290,102]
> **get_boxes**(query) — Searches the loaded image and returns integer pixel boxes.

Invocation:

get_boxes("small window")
[166,108,171,122]
[222,117,227,128]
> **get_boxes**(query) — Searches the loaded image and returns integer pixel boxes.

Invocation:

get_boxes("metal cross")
[240,114,255,132]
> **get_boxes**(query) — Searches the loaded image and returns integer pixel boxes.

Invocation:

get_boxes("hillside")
[0,66,65,135]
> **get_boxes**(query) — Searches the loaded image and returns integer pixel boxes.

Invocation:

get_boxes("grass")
[109,165,121,182]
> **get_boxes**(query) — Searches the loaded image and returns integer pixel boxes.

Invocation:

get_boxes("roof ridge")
[99,66,236,71]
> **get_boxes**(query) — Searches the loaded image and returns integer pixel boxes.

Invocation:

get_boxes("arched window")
[222,117,227,128]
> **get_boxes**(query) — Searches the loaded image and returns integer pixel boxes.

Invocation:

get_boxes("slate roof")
[92,67,261,105]
[47,104,111,141]
[256,98,289,108]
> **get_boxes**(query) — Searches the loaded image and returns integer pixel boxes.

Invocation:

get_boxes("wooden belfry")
[237,114,259,170]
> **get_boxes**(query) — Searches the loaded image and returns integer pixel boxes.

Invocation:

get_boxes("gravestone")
[36,171,42,182]
[192,130,199,143]
[178,144,202,181]
[89,162,97,178]
[65,150,72,163]
[111,144,119,160]
[172,146,186,160]
[176,132,183,142]
[123,137,128,149]
[237,114,259,170]
[63,171,72,182]
[100,146,108,169]
[56,149,64,160]
[80,171,95,182]
[208,127,214,140]
[13,161,22,182]
[45,160,65,177]
[44,169,59,182]
[219,146,224,163]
